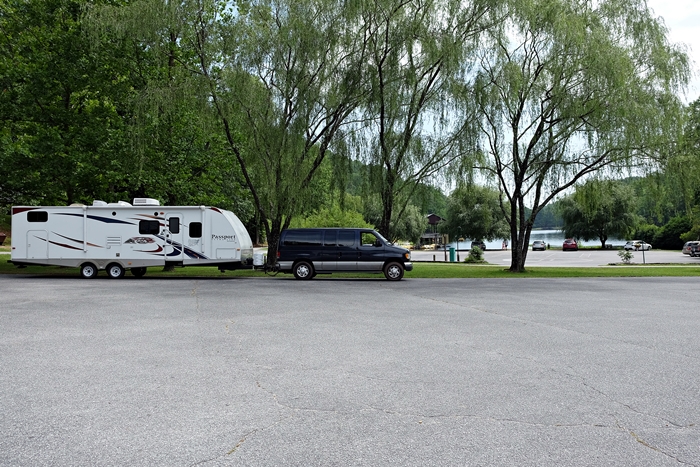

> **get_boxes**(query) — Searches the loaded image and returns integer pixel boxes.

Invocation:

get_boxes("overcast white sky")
[647,0,700,102]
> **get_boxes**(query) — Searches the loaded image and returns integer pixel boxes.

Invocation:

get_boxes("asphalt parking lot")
[1,275,699,466]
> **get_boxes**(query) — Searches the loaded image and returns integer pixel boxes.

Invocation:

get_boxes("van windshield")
[373,231,390,245]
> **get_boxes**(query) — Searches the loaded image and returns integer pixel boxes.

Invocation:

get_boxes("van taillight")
[277,251,280,258]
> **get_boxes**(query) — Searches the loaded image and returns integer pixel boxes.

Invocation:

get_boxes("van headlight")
[404,252,410,260]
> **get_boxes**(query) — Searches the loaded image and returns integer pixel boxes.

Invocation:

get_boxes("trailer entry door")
[165,213,184,261]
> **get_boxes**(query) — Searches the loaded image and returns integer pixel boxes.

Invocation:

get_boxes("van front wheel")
[384,262,404,281]
[293,261,314,280]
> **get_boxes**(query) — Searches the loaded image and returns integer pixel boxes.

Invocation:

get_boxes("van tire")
[384,262,404,281]
[106,263,125,279]
[80,263,98,279]
[293,261,314,280]
[131,267,147,278]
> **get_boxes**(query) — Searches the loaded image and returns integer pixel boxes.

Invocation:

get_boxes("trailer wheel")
[384,262,404,281]
[131,267,147,278]
[293,261,314,280]
[80,263,98,279]
[106,263,125,279]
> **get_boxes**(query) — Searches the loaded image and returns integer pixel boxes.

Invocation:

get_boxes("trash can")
[449,247,455,262]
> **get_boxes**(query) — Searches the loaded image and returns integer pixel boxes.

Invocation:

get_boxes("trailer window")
[168,217,180,234]
[139,220,160,235]
[27,211,48,222]
[189,222,202,238]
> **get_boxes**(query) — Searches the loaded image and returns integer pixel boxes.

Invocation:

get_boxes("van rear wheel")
[293,261,314,280]
[80,263,98,279]
[384,262,404,281]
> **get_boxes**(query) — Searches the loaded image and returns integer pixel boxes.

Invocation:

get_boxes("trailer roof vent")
[108,201,132,206]
[133,198,161,206]
[93,200,108,206]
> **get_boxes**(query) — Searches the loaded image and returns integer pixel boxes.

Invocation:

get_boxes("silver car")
[624,240,652,251]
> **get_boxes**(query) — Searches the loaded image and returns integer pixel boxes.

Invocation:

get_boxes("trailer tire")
[293,261,314,280]
[384,262,404,281]
[131,267,147,278]
[106,263,125,279]
[80,263,98,279]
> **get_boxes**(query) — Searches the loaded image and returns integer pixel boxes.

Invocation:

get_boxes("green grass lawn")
[2,259,700,279]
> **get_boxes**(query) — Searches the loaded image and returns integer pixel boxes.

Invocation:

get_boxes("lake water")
[445,230,626,250]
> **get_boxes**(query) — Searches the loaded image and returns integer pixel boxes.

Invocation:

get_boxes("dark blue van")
[276,228,413,280]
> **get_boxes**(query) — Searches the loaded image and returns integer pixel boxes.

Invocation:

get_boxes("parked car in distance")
[682,241,700,255]
[470,240,487,251]
[690,243,700,257]
[562,238,578,251]
[624,240,652,251]
[532,240,546,251]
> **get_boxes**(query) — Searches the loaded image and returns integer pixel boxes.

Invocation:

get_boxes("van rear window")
[283,230,322,246]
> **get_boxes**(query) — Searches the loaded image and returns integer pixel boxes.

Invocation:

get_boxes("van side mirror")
[374,240,382,247]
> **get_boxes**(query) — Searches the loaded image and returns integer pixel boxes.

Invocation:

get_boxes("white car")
[624,240,652,251]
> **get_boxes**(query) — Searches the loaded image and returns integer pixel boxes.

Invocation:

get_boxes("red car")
[562,238,578,251]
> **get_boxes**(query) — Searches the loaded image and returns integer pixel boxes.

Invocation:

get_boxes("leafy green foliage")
[440,184,509,242]
[363,197,427,243]
[290,203,373,229]
[652,216,692,250]
[559,179,639,248]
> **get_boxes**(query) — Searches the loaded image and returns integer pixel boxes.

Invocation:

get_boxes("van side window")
[323,230,337,246]
[139,220,160,235]
[361,231,381,247]
[284,230,322,246]
[189,222,202,238]
[27,211,48,222]
[338,230,355,247]
[168,217,180,234]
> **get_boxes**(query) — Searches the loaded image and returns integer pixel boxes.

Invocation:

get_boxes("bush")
[618,249,633,264]
[652,216,692,250]
[464,246,485,263]
[633,223,659,244]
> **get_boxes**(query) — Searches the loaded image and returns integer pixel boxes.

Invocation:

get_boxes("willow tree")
[466,0,690,272]
[356,0,496,239]
[194,0,369,262]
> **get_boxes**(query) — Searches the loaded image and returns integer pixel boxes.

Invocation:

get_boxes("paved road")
[411,248,700,267]
[1,275,699,466]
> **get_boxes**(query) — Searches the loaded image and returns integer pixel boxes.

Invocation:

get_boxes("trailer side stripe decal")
[56,213,135,224]
[48,240,83,251]
[52,232,102,248]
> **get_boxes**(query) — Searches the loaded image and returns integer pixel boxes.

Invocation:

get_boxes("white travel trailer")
[10,198,254,278]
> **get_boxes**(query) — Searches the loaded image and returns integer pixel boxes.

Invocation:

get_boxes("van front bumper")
[404,262,413,271]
